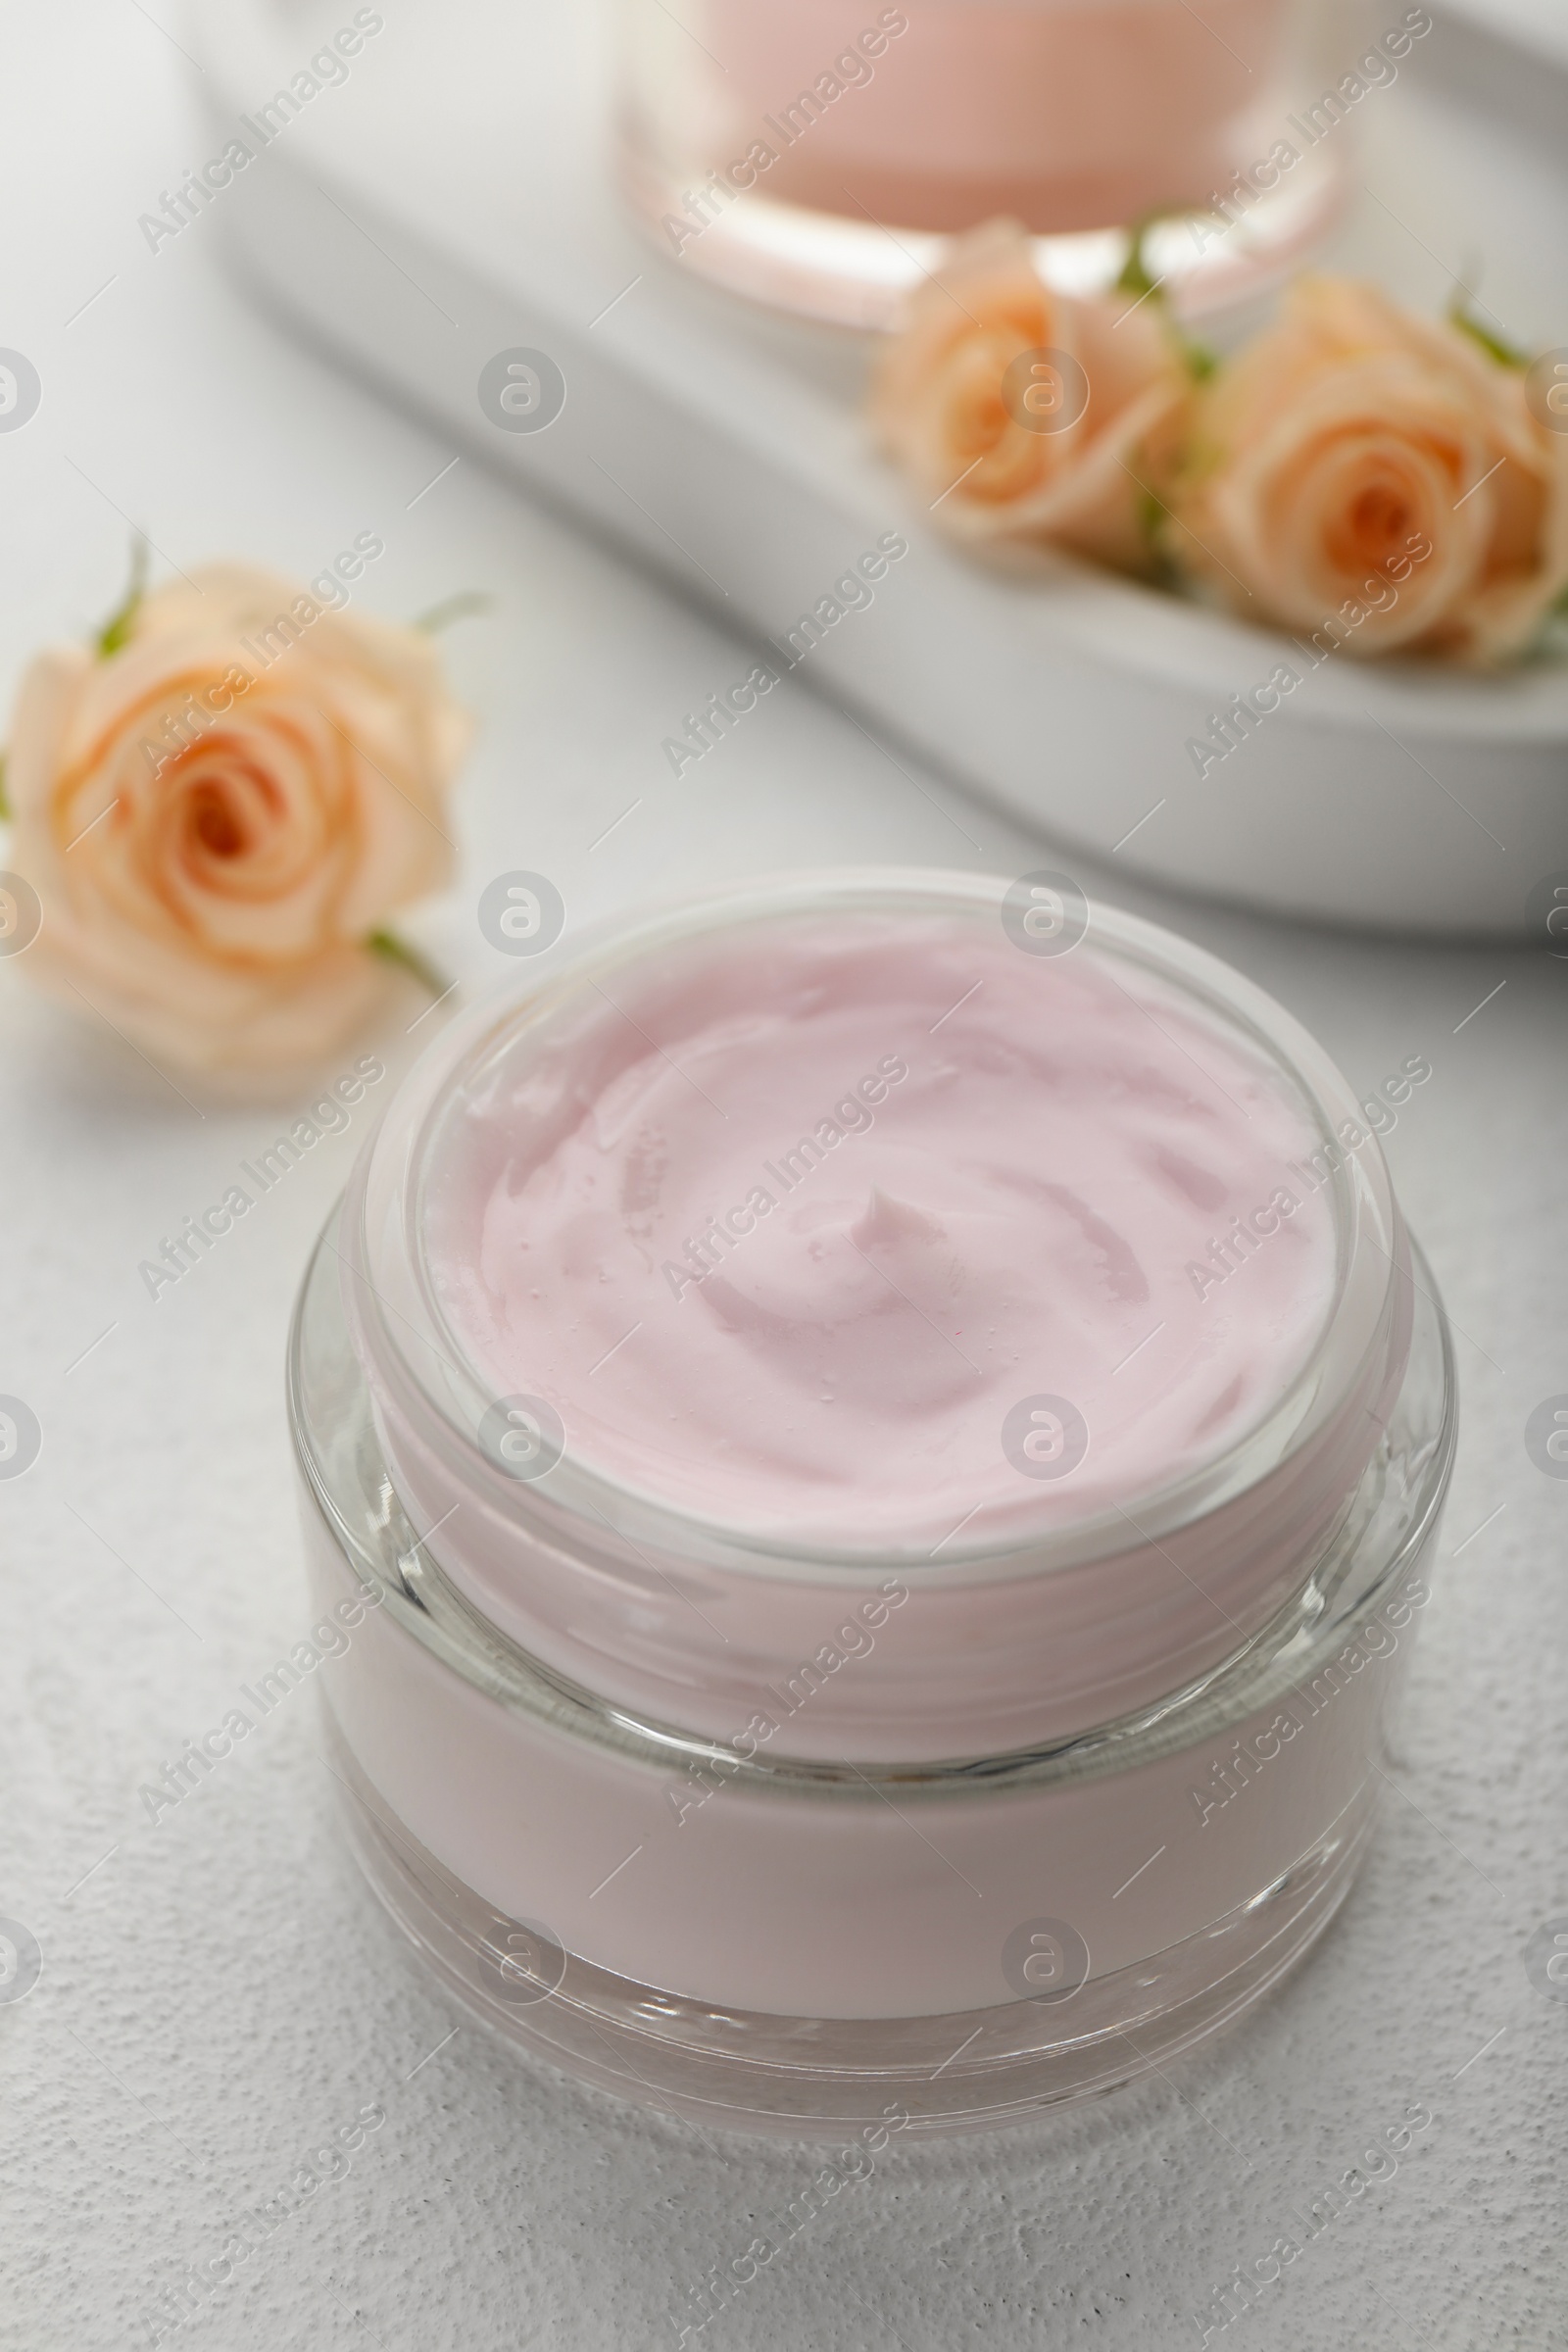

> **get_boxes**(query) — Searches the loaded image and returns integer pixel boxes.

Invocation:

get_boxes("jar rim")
[345,865,1402,1590]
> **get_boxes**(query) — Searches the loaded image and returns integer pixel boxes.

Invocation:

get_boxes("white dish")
[192,0,1568,934]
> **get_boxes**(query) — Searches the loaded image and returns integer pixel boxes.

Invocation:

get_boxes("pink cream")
[424,916,1338,1549]
[708,0,1288,235]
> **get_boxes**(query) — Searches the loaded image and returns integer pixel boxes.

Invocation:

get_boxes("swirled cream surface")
[423,916,1340,1545]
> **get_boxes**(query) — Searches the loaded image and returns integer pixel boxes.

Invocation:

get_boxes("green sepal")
[413,592,494,634]
[1115,218,1162,301]
[95,536,150,657]
[1447,294,1529,370]
[1115,215,1216,383]
[367,927,450,1000]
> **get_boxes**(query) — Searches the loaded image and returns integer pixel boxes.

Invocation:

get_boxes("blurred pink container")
[619,0,1370,323]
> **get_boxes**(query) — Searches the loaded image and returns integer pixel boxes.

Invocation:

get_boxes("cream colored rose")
[870,219,1191,573]
[6,562,467,1082]
[1169,274,1568,662]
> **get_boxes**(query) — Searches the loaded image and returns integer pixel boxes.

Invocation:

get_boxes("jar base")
[326,1702,1379,2140]
[621,135,1348,328]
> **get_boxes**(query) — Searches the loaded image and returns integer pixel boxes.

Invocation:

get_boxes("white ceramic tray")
[191,0,1568,934]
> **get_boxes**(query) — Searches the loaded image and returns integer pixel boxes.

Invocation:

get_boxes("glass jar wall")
[618,0,1382,324]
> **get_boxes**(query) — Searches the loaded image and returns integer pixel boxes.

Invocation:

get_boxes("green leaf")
[95,536,150,657]
[413,591,494,634]
[1448,293,1529,371]
[1114,217,1162,300]
[367,927,451,1002]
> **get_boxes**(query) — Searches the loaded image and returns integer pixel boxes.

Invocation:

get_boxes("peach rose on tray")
[1168,274,1568,662]
[4,559,468,1085]
[869,218,1191,574]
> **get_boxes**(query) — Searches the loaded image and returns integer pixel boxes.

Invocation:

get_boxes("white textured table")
[1,7,1564,2349]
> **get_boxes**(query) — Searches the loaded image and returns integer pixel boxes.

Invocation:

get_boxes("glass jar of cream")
[289,869,1454,2137]
[618,0,1372,326]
